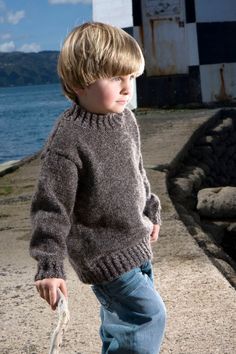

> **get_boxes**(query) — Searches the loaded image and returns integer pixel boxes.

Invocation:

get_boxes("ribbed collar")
[64,104,126,130]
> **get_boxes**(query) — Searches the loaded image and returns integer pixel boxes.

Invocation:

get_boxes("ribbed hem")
[63,104,125,130]
[72,237,153,284]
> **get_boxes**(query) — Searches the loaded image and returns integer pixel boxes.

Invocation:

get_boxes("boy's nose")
[121,79,132,95]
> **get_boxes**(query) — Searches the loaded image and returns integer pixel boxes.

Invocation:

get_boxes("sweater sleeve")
[29,151,79,281]
[139,154,162,225]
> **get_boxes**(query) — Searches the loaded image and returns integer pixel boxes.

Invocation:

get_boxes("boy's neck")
[77,102,124,116]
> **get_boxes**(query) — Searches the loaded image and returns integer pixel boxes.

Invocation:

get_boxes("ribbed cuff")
[144,194,162,225]
[149,212,162,225]
[34,257,66,281]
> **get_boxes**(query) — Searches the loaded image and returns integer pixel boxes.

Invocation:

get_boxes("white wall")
[200,63,236,102]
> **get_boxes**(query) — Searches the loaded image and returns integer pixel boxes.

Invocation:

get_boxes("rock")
[197,135,214,145]
[191,146,213,160]
[172,177,193,198]
[197,162,211,175]
[179,212,196,227]
[190,174,202,190]
[201,221,225,244]
[212,258,236,285]
[222,117,234,129]
[211,125,225,134]
[226,135,236,146]
[205,176,216,186]
[216,175,229,186]
[227,223,236,232]
[210,118,234,135]
[212,144,226,158]
[192,166,206,179]
[197,186,236,218]
[226,146,236,157]
[201,155,215,169]
[177,168,203,190]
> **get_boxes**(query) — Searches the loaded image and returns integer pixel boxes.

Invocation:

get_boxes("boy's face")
[76,74,135,114]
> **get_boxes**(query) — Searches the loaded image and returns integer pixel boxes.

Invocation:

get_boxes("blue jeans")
[92,261,166,354]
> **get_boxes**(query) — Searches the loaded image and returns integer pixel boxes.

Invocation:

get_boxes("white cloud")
[0,33,11,40]
[7,10,25,25]
[0,41,15,52]
[19,42,41,53]
[49,0,91,4]
[0,40,41,53]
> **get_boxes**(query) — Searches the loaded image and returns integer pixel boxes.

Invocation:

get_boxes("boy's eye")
[111,77,121,81]
[111,75,135,82]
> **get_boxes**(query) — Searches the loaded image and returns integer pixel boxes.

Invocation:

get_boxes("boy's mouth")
[116,100,128,105]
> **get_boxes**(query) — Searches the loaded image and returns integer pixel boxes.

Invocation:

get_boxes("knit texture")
[30,105,161,284]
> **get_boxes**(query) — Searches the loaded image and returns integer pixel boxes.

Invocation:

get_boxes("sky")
[0,0,92,52]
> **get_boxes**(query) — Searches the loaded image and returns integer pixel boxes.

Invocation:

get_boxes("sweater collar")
[65,104,126,130]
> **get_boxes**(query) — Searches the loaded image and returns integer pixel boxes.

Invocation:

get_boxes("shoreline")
[0,151,41,177]
[0,160,20,174]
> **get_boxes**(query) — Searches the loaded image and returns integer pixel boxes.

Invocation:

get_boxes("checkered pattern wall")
[92,0,236,106]
[130,0,236,106]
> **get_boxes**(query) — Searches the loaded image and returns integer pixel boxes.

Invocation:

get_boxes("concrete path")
[0,108,235,354]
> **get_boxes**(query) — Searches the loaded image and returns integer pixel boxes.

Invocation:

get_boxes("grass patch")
[0,185,13,196]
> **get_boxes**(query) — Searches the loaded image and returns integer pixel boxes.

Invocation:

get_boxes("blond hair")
[57,22,144,102]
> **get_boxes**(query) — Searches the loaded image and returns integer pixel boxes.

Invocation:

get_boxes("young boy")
[30,22,166,353]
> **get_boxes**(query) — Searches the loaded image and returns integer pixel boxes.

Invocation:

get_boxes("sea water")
[0,83,70,163]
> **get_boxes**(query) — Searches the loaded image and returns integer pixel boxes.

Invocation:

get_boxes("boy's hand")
[35,278,68,311]
[150,224,160,243]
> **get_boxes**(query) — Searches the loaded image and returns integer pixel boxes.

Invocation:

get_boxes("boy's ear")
[74,86,86,96]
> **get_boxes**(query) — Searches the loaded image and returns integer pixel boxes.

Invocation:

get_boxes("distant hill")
[0,51,60,87]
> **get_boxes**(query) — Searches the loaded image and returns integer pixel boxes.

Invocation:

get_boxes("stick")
[49,288,70,354]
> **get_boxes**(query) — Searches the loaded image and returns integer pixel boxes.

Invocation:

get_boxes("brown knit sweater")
[29,105,161,284]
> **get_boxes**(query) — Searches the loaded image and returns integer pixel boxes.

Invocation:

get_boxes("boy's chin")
[109,107,126,114]
[99,105,127,114]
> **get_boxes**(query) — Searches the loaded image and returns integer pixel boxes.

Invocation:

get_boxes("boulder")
[172,177,193,198]
[227,223,236,232]
[197,186,236,218]
[222,117,234,129]
[210,118,234,135]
